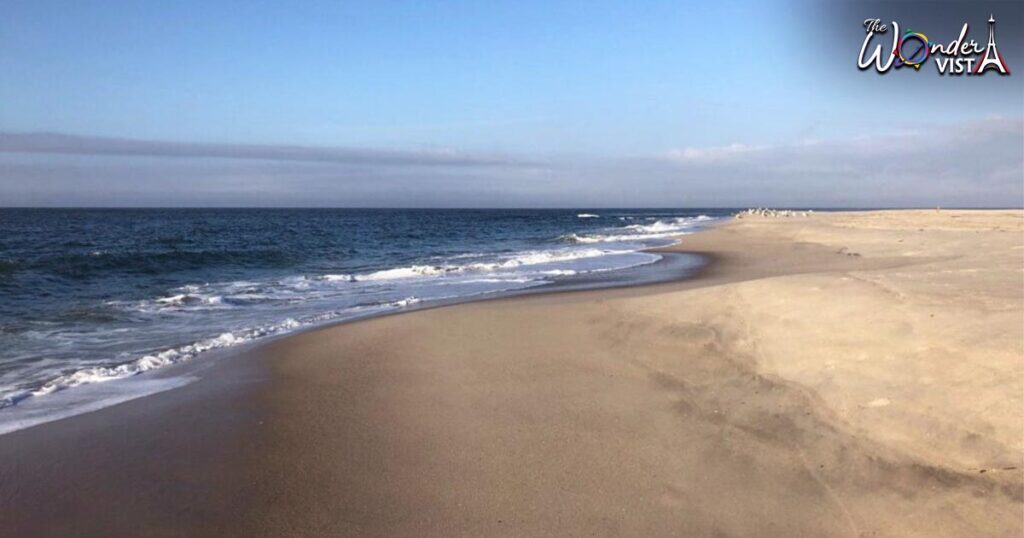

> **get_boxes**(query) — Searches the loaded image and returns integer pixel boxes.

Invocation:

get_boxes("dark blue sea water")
[0,208,732,433]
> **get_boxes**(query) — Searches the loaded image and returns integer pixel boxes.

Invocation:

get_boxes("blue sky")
[1,0,1022,206]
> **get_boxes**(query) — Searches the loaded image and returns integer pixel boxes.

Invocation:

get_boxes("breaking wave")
[0,296,425,409]
[560,215,711,244]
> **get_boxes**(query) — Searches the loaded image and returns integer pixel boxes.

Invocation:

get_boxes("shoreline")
[0,233,711,437]
[1,209,1021,536]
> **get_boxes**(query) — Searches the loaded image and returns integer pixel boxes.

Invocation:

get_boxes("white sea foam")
[0,289,442,413]
[564,216,711,244]
[152,293,224,307]
[577,213,600,218]
[11,310,340,412]
[539,269,578,276]
[23,327,271,399]
[357,265,449,280]
[0,376,194,436]
[390,296,421,308]
[319,273,355,282]
[351,248,613,281]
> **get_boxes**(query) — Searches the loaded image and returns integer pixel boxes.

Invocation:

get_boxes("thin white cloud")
[664,117,1022,169]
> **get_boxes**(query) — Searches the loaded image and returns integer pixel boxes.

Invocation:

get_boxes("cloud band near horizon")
[0,132,537,168]
[0,117,1021,208]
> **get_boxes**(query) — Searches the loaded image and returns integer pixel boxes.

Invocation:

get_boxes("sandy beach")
[2,209,1022,537]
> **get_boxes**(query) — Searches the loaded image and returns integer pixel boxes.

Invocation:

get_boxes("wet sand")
[2,210,1022,536]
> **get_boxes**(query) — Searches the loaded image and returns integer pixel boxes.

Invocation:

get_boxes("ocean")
[0,208,732,433]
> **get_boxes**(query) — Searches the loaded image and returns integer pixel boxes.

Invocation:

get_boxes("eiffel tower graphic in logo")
[973,15,1010,75]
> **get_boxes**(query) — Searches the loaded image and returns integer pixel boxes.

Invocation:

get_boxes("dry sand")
[1,209,1021,537]
[244,209,1024,537]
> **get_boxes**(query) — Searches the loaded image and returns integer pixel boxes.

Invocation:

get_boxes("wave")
[347,248,613,281]
[154,293,224,307]
[391,296,421,308]
[577,213,600,218]
[94,217,718,321]
[118,247,613,314]
[319,273,355,282]
[560,216,713,244]
[0,295,425,410]
[0,322,289,409]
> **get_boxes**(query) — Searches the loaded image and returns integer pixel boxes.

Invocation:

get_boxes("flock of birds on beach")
[736,208,812,218]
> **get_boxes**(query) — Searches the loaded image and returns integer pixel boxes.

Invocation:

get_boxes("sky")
[1,0,1022,207]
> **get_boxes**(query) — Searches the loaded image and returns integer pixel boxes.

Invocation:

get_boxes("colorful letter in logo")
[895,30,930,69]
